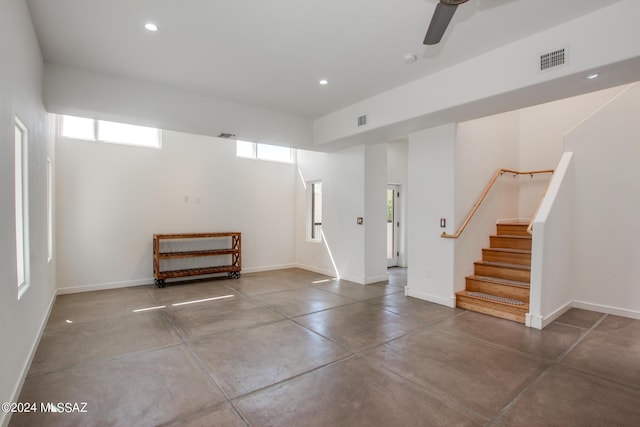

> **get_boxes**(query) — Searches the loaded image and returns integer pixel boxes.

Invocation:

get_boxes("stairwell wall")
[518,85,631,216]
[564,83,640,318]
[454,112,520,293]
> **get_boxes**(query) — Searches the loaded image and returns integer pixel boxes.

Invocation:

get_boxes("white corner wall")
[564,83,640,318]
[295,144,388,284]
[0,1,56,426]
[407,124,456,306]
[56,131,296,292]
[295,149,338,277]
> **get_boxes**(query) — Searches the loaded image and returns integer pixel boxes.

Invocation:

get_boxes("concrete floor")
[9,268,640,426]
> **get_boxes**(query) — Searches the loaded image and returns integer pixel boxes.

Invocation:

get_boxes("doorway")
[387,184,400,267]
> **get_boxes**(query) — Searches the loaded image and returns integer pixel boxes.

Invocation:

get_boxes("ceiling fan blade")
[423,2,458,45]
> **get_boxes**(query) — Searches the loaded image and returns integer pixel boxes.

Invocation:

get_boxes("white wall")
[529,153,576,329]
[454,112,519,291]
[407,125,456,306]
[364,143,388,284]
[0,1,56,426]
[518,85,630,215]
[565,84,640,318]
[56,131,296,292]
[387,140,408,267]
[295,144,388,284]
[295,149,338,277]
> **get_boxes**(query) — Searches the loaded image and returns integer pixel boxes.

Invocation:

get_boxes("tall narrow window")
[47,158,53,262]
[309,181,322,241]
[15,117,30,298]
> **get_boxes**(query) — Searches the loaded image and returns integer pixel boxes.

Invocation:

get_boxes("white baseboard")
[2,289,57,427]
[572,300,640,320]
[406,288,456,308]
[526,301,572,329]
[57,264,301,295]
[57,278,152,295]
[295,263,337,278]
[529,300,640,330]
[542,302,573,328]
[364,274,389,285]
[242,263,296,274]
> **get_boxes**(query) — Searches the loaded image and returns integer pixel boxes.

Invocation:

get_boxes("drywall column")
[364,143,388,284]
[407,125,456,307]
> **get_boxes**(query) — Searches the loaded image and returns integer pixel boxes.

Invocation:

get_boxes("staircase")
[456,222,531,323]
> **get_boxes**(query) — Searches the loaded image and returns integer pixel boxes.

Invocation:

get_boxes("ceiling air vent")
[217,132,236,139]
[357,114,368,127]
[540,48,566,71]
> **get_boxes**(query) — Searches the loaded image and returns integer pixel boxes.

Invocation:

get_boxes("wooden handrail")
[441,168,554,239]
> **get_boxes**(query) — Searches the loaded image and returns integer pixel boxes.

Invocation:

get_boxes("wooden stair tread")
[483,247,531,255]
[456,291,528,323]
[491,234,531,240]
[468,275,530,288]
[457,290,529,308]
[474,261,531,271]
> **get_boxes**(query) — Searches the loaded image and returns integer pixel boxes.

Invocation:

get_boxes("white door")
[387,185,400,267]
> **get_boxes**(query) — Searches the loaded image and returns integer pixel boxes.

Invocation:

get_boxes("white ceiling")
[27,0,622,119]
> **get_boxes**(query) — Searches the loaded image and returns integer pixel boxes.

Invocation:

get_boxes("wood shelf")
[153,232,241,287]
[157,249,239,259]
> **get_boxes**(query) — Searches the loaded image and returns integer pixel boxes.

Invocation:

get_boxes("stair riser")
[466,277,529,302]
[482,249,531,266]
[496,223,530,237]
[456,295,526,323]
[474,264,531,282]
[490,236,532,251]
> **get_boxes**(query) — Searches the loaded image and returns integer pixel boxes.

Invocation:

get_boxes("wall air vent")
[357,114,368,127]
[217,132,236,139]
[540,48,566,71]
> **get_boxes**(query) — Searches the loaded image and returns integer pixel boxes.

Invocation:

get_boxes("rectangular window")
[236,140,256,158]
[97,120,160,148]
[236,140,293,163]
[15,117,30,298]
[257,143,292,163]
[60,115,161,148]
[308,181,322,241]
[47,158,53,262]
[60,115,95,140]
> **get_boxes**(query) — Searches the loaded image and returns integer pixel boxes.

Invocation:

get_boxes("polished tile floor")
[10,268,640,426]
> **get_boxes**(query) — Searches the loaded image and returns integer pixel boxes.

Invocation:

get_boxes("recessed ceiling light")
[586,72,599,80]
[319,79,329,86]
[144,22,158,32]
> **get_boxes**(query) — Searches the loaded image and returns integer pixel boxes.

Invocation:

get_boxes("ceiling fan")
[423,0,470,45]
